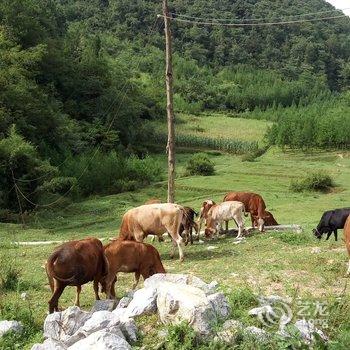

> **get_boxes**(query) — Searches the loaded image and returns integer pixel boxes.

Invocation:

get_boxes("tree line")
[0,0,349,214]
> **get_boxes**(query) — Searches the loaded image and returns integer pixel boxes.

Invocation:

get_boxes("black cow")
[313,208,350,241]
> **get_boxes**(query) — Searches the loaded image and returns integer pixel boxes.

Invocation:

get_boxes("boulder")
[144,274,217,295]
[156,281,218,336]
[80,311,120,336]
[214,320,243,344]
[91,300,117,313]
[116,297,132,309]
[123,287,157,318]
[294,320,328,344]
[119,318,138,344]
[244,326,269,342]
[43,307,91,342]
[0,320,23,337]
[31,339,66,350]
[207,293,231,319]
[67,330,131,350]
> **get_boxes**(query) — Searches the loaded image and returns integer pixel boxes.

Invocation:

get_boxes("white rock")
[91,300,117,313]
[21,292,28,301]
[207,293,231,319]
[156,281,217,336]
[144,274,217,295]
[207,246,217,250]
[43,306,91,342]
[294,320,328,344]
[244,326,269,341]
[214,320,243,344]
[123,287,157,318]
[311,247,322,254]
[117,297,132,309]
[144,274,188,289]
[0,320,23,337]
[67,330,131,350]
[119,318,138,343]
[31,339,66,350]
[248,305,274,317]
[80,311,120,335]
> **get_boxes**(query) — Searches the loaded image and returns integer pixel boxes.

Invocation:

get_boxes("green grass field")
[1,133,350,348]
[149,113,272,144]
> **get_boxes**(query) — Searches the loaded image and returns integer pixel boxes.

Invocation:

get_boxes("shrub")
[185,153,215,176]
[290,172,335,192]
[39,177,78,195]
[59,151,163,198]
[165,322,198,350]
[241,146,268,162]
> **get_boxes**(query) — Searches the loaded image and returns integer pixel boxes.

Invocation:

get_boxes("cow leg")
[170,239,176,259]
[48,281,65,313]
[258,218,265,232]
[75,285,81,307]
[326,232,331,240]
[93,279,100,300]
[132,272,140,289]
[225,220,229,232]
[347,260,350,276]
[105,274,117,299]
[334,230,338,241]
[190,226,193,245]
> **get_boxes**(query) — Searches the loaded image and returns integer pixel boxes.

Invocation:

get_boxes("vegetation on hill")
[0,0,349,213]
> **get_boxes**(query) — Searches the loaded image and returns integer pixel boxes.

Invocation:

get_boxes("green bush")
[60,151,163,198]
[290,172,335,192]
[241,147,268,162]
[39,177,78,195]
[165,322,198,350]
[185,153,215,176]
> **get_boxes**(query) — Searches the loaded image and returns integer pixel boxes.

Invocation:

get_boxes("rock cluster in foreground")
[31,273,229,349]
[29,274,329,349]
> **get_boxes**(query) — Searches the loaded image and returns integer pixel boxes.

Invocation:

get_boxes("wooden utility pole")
[163,0,175,203]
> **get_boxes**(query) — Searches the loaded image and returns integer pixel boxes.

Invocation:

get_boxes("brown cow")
[118,203,186,261]
[198,199,216,232]
[344,215,350,275]
[102,241,165,298]
[252,210,278,227]
[180,206,199,245]
[223,192,267,232]
[45,238,108,313]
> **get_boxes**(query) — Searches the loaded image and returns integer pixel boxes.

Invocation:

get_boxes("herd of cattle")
[45,191,350,313]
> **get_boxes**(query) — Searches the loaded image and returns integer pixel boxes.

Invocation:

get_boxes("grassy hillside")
[149,113,272,143]
[1,147,350,348]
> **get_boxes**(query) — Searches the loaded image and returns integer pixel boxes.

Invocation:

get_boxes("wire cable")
[169,7,350,23]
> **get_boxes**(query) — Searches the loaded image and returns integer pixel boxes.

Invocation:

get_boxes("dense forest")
[0,0,349,213]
